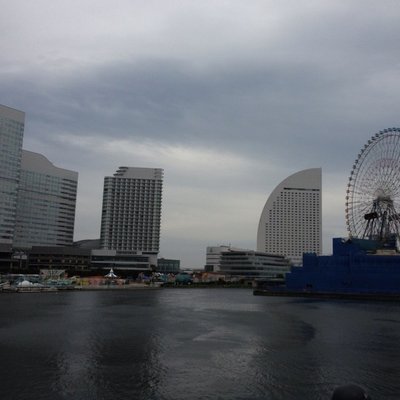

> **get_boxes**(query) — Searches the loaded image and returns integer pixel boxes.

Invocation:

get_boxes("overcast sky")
[1,1,400,267]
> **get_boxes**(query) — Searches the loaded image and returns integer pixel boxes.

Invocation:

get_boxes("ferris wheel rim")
[345,127,400,240]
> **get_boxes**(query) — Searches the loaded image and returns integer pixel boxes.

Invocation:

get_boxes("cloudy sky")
[1,0,400,267]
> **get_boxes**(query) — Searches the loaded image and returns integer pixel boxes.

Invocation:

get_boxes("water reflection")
[54,292,104,399]
[1,290,400,399]
[150,290,323,399]
[52,291,166,400]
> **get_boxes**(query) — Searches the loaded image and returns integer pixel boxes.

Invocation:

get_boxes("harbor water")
[1,288,400,399]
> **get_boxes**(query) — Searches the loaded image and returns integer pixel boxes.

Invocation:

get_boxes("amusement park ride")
[258,128,400,297]
[345,127,400,250]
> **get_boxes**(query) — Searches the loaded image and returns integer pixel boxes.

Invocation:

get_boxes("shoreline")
[1,284,254,293]
[253,289,400,301]
[74,284,160,290]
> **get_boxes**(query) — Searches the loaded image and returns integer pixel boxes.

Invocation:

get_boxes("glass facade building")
[157,258,180,273]
[91,250,154,273]
[100,167,163,254]
[13,150,78,249]
[0,105,25,244]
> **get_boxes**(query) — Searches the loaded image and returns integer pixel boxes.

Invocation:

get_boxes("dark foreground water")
[1,289,400,400]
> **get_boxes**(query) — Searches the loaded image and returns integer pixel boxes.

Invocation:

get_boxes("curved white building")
[257,168,322,265]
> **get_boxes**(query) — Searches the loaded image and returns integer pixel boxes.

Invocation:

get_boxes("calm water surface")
[0,288,399,399]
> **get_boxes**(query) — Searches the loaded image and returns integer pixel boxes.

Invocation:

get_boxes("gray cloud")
[1,0,400,266]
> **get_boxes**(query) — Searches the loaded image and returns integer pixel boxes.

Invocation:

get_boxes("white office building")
[219,249,291,281]
[100,167,163,254]
[205,245,245,272]
[13,150,78,248]
[0,105,25,245]
[257,168,322,265]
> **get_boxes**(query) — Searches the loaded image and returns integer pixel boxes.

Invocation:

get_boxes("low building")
[157,258,180,273]
[219,249,291,282]
[73,239,101,250]
[205,245,245,272]
[28,246,91,274]
[90,249,156,277]
[2,245,156,277]
[0,243,13,273]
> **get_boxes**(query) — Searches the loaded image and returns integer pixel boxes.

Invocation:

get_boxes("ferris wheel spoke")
[346,128,400,242]
[385,158,400,194]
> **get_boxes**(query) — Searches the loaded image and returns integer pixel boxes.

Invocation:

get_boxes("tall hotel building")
[257,168,322,265]
[0,105,25,245]
[100,167,163,254]
[13,150,78,248]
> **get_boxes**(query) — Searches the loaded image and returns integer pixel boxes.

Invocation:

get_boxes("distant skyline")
[2,1,400,267]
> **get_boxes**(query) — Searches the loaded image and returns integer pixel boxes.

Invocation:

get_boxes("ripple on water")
[1,290,400,399]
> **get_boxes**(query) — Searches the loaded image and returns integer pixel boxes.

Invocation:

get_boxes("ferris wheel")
[345,128,400,247]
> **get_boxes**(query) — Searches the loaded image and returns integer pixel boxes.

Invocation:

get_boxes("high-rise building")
[0,105,25,245]
[100,167,163,254]
[257,168,322,265]
[13,150,78,249]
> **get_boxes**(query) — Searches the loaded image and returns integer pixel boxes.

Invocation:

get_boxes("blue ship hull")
[285,238,400,295]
